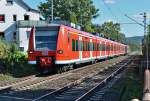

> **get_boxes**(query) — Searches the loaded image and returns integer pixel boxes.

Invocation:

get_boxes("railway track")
[0,56,131,101]
[0,75,37,91]
[31,56,133,101]
[0,56,127,91]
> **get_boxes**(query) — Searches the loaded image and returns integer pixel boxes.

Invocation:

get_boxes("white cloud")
[104,0,116,4]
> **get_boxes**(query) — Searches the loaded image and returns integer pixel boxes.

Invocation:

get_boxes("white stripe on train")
[28,53,125,65]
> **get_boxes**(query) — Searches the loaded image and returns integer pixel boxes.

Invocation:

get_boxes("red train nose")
[47,58,52,64]
[40,57,52,66]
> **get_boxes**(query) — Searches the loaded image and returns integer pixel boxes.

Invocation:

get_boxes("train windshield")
[35,26,59,51]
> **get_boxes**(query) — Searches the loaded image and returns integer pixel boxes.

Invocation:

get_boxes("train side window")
[68,32,70,42]
[86,42,88,51]
[85,41,87,51]
[81,41,83,51]
[88,42,90,51]
[95,43,96,51]
[84,41,87,51]
[85,41,86,51]
[108,45,110,51]
[92,42,94,51]
[106,45,108,51]
[72,39,75,51]
[99,44,102,51]
[83,41,84,51]
[103,44,105,51]
[94,43,95,51]
[79,41,83,51]
[79,41,81,51]
[111,45,113,51]
[91,43,93,51]
[97,43,99,51]
[82,41,84,51]
[76,40,79,51]
[93,43,96,51]
[85,42,87,51]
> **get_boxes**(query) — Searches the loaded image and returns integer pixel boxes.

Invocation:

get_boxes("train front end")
[28,25,59,74]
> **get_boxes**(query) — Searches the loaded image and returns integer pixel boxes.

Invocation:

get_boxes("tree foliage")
[39,0,99,32]
[39,0,127,43]
[92,21,126,43]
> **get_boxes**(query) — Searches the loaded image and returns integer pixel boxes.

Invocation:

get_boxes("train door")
[79,36,82,61]
[105,41,106,57]
[100,41,101,57]
[90,39,93,59]
[108,42,111,56]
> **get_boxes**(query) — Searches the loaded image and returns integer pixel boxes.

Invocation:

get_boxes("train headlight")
[29,51,34,54]
[57,50,64,54]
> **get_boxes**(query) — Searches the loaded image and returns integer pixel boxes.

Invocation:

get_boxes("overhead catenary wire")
[124,14,144,27]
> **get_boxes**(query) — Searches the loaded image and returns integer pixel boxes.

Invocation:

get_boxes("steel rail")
[75,58,132,101]
[32,56,132,101]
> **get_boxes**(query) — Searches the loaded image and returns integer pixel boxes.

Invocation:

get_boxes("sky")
[24,0,150,37]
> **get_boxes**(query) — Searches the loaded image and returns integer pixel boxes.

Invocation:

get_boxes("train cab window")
[72,39,75,51]
[35,26,59,51]
[76,40,79,51]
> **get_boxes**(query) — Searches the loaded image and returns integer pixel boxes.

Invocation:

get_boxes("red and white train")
[28,24,127,73]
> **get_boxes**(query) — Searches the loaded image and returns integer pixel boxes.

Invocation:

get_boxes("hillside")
[126,36,144,45]
[126,36,144,52]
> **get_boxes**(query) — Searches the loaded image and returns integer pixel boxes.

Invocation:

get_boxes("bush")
[0,39,9,59]
[0,39,36,77]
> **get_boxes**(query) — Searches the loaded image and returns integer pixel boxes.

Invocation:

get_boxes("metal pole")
[143,12,149,69]
[51,0,54,21]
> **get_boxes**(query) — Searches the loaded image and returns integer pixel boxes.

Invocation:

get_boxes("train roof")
[35,24,126,46]
[62,25,126,46]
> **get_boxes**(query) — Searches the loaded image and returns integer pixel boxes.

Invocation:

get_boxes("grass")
[110,65,143,101]
[0,74,13,81]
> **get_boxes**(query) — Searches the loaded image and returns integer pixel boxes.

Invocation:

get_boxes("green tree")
[38,0,99,32]
[92,21,126,43]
